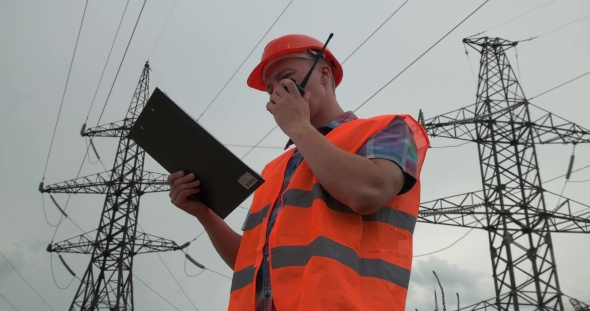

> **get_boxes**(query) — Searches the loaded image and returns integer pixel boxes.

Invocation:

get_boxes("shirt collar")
[284,111,358,150]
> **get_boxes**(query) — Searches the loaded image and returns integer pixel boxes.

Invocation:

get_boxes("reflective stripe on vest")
[229,114,429,311]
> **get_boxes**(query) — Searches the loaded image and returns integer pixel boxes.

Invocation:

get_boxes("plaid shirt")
[241,111,419,311]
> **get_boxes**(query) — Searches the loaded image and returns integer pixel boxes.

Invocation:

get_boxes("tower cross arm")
[528,107,590,144]
[82,119,131,138]
[418,190,490,229]
[132,231,181,254]
[39,171,171,195]
[537,190,590,233]
[48,232,97,254]
[421,104,480,141]
[40,171,113,194]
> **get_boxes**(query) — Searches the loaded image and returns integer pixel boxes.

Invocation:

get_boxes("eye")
[282,73,293,80]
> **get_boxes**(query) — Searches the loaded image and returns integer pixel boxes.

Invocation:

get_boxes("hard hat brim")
[247,47,343,92]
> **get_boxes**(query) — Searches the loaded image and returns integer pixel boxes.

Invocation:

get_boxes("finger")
[266,101,274,114]
[303,90,311,102]
[174,172,195,187]
[173,188,201,209]
[273,84,288,97]
[269,93,282,106]
[171,177,198,200]
[280,79,299,96]
[176,187,202,205]
[167,171,185,183]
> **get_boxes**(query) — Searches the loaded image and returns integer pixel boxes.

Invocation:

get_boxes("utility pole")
[417,37,590,311]
[40,62,183,310]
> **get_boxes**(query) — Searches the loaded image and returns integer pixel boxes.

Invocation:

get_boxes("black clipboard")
[128,87,264,219]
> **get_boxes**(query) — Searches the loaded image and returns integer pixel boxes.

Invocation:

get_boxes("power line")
[240,124,279,160]
[430,141,470,149]
[544,164,590,184]
[353,0,490,113]
[520,13,590,42]
[84,0,131,122]
[137,222,198,311]
[468,0,556,37]
[529,69,590,100]
[41,194,60,227]
[413,226,475,258]
[196,0,294,121]
[181,245,233,280]
[0,251,56,311]
[149,67,166,90]
[463,43,478,86]
[341,0,410,64]
[95,0,147,126]
[42,0,89,182]
[148,0,178,59]
[49,253,77,290]
[569,178,590,183]
[47,0,149,242]
[7,265,32,311]
[0,291,19,311]
[155,252,200,311]
[225,143,283,149]
[0,206,44,247]
[133,273,182,311]
[237,1,438,157]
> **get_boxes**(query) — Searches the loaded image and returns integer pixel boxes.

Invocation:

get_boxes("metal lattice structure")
[40,62,181,310]
[570,299,590,311]
[418,37,590,311]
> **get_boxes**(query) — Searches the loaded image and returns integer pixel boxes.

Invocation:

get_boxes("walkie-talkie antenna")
[299,33,333,89]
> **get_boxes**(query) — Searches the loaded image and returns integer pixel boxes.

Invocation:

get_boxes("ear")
[319,65,332,87]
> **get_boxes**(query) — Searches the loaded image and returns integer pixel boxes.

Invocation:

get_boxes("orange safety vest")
[229,114,429,311]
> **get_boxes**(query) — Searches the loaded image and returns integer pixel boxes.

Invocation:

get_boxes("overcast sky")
[1,0,589,310]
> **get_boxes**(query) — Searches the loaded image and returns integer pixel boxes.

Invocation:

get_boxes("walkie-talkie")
[286,33,334,96]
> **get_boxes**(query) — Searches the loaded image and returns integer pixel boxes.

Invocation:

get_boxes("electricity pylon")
[417,37,590,311]
[570,298,590,311]
[40,62,182,310]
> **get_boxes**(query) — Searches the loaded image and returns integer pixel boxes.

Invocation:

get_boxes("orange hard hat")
[247,34,343,92]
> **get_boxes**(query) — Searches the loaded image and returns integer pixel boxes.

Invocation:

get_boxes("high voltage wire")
[155,252,200,311]
[196,0,294,121]
[0,291,19,311]
[137,223,199,311]
[239,64,589,154]
[95,0,147,126]
[225,144,283,149]
[41,0,89,182]
[239,0,426,158]
[413,226,476,258]
[7,265,33,311]
[529,69,590,100]
[0,206,43,247]
[49,253,77,290]
[133,274,182,311]
[341,0,410,64]
[0,251,56,311]
[353,0,490,113]
[520,13,590,42]
[85,0,131,122]
[48,0,149,243]
[148,0,178,60]
[468,0,556,38]
[430,141,470,149]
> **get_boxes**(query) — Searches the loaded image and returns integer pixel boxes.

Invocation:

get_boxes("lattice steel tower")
[40,62,181,310]
[418,37,590,311]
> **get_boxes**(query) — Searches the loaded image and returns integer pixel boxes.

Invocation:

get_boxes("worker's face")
[263,57,331,122]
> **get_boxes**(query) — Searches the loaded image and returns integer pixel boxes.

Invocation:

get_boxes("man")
[168,34,429,311]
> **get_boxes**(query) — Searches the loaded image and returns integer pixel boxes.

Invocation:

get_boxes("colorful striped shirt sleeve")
[356,116,418,194]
